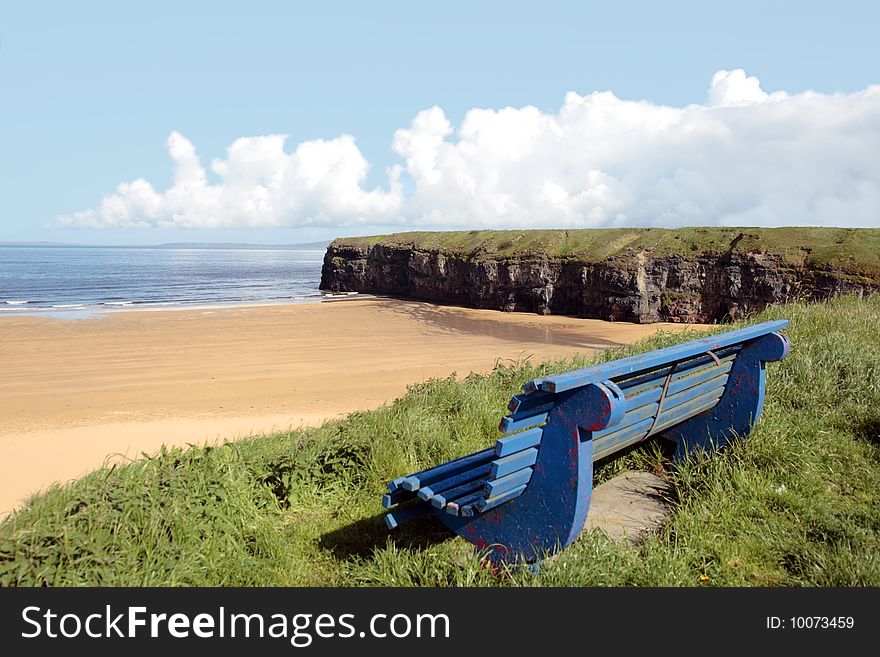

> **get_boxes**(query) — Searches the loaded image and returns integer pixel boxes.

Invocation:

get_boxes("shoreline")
[0,298,707,517]
[0,292,371,321]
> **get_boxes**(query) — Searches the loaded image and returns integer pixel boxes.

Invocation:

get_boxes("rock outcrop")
[320,233,879,323]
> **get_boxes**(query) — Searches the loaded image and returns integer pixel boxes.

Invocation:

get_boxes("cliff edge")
[320,227,880,323]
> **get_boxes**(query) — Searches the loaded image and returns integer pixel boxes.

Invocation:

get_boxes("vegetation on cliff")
[324,227,880,323]
[2,295,879,586]
[333,227,880,279]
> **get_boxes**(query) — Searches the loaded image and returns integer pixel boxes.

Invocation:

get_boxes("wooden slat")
[387,476,408,492]
[538,320,787,393]
[400,447,494,491]
[483,467,533,498]
[430,477,488,510]
[593,401,659,440]
[617,347,739,396]
[418,462,492,502]
[507,390,555,415]
[594,387,725,460]
[660,374,729,412]
[456,490,490,517]
[521,379,541,393]
[494,426,543,457]
[382,487,414,509]
[490,447,539,479]
[473,483,529,514]
[623,361,731,413]
[648,387,724,436]
[593,417,654,461]
[624,384,665,411]
[665,360,734,398]
[621,355,735,406]
[498,412,549,434]
[384,502,432,529]
[504,402,555,422]
[503,403,556,425]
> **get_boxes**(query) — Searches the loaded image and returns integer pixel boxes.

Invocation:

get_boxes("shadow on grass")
[318,511,456,561]
[852,415,880,447]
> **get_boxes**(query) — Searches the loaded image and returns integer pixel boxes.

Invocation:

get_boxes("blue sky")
[1,1,878,245]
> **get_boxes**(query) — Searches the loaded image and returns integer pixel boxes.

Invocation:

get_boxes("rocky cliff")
[320,228,880,323]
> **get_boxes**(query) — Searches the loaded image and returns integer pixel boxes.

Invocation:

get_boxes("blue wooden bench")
[383,319,790,565]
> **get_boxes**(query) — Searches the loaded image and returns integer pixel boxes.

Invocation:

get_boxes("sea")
[0,246,332,316]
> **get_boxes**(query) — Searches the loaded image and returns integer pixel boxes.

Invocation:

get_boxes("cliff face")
[320,239,879,323]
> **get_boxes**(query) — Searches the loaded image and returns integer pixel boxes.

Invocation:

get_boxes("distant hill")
[0,241,88,247]
[153,241,331,250]
[0,240,332,249]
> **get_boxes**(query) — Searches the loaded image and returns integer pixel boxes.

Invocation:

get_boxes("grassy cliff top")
[332,227,880,278]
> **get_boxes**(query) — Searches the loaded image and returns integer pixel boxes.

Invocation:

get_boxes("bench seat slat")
[469,484,529,516]
[387,476,408,492]
[456,490,485,517]
[384,501,432,529]
[400,447,494,491]
[417,462,492,501]
[534,320,787,393]
[494,426,543,457]
[382,488,415,509]
[491,447,539,479]
[430,477,490,510]
[508,390,556,415]
[505,402,556,421]
[484,467,533,498]
[499,412,549,434]
[443,490,483,516]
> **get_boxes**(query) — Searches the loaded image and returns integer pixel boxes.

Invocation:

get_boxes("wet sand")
[0,299,704,516]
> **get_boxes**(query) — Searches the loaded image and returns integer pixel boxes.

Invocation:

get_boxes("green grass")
[2,296,879,586]
[333,227,880,279]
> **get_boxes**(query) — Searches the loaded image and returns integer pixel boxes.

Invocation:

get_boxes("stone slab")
[583,470,673,544]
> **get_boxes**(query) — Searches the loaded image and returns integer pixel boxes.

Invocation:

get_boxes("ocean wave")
[102,301,135,306]
[4,300,30,305]
[51,304,87,309]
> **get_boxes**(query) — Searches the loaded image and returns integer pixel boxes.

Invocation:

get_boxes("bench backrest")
[499,319,789,462]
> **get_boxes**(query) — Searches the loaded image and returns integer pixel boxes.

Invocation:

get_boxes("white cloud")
[60,69,880,230]
[707,69,771,106]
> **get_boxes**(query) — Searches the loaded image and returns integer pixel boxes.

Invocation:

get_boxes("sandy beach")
[0,299,703,516]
